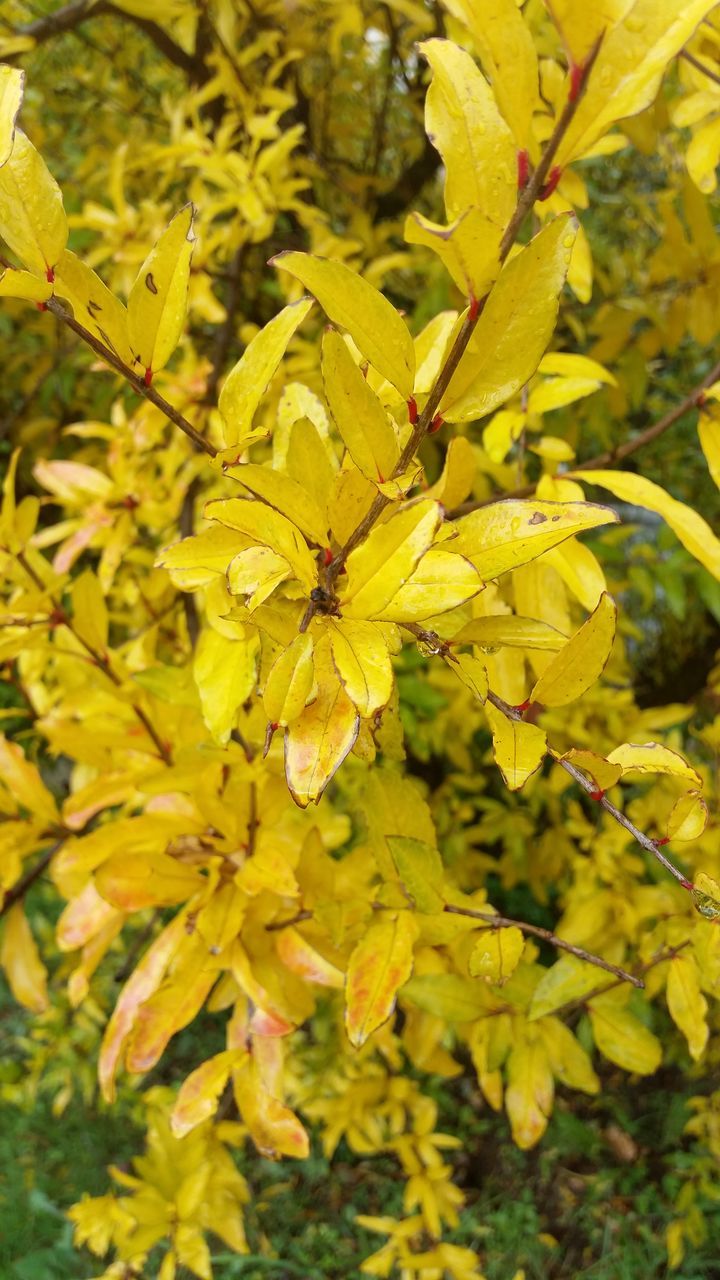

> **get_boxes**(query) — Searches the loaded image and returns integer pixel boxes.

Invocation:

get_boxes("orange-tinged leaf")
[56,880,120,951]
[666,953,708,1061]
[0,734,58,822]
[94,851,204,910]
[485,701,546,790]
[530,593,617,707]
[125,959,216,1074]
[275,926,345,987]
[234,1059,310,1158]
[284,640,359,806]
[0,902,49,1012]
[171,1049,248,1138]
[345,911,417,1046]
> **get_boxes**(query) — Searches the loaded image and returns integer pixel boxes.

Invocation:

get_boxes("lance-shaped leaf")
[530,593,616,707]
[426,435,476,507]
[453,615,567,651]
[529,955,608,1020]
[0,903,49,1013]
[440,216,577,423]
[544,0,632,64]
[272,251,415,398]
[447,0,539,144]
[206,497,316,590]
[506,1037,554,1149]
[469,926,524,984]
[275,927,345,988]
[698,405,720,490]
[572,467,720,580]
[0,65,23,168]
[666,952,708,1061]
[95,851,204,910]
[387,835,445,913]
[419,38,516,225]
[485,700,546,790]
[329,618,393,717]
[589,998,662,1075]
[340,499,442,619]
[666,790,708,842]
[284,638,359,807]
[322,328,400,485]
[127,203,195,377]
[227,462,328,546]
[194,629,257,745]
[372,548,483,622]
[219,297,313,447]
[125,958,216,1073]
[233,1058,310,1159]
[606,742,701,786]
[345,911,417,1046]
[540,1017,600,1095]
[54,250,133,366]
[447,498,618,580]
[171,1049,248,1138]
[556,0,719,166]
[405,208,503,301]
[264,632,316,727]
[0,734,58,822]
[0,267,51,302]
[0,129,67,276]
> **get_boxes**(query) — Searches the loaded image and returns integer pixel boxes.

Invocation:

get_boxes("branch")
[46,298,216,457]
[680,48,720,89]
[16,0,197,75]
[550,941,690,1021]
[0,840,63,917]
[442,903,643,986]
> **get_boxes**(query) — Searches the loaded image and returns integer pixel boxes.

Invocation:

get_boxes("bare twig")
[0,840,63,917]
[680,48,720,89]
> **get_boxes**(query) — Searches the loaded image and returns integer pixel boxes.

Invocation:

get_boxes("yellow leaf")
[419,38,515,225]
[469,926,524,984]
[0,734,58,822]
[71,570,108,656]
[485,701,547,790]
[387,835,445,912]
[544,0,633,64]
[373,547,483,623]
[0,65,23,168]
[529,955,605,1020]
[589,999,662,1075]
[441,0,539,145]
[441,216,577,422]
[171,1050,247,1138]
[322,328,400,485]
[340,499,441,619]
[571,468,720,580]
[227,462,328,545]
[233,1059,310,1158]
[453,615,567,651]
[530,592,616,707]
[698,407,720,490]
[345,910,417,1046]
[0,903,49,1013]
[54,250,133,366]
[405,207,503,301]
[403,972,491,1020]
[692,871,720,921]
[157,524,252,588]
[196,883,247,953]
[218,298,313,447]
[284,638,359,806]
[606,742,701,786]
[560,748,623,792]
[539,1016,600,1094]
[666,953,708,1061]
[0,267,51,302]
[329,618,393,717]
[445,650,489,701]
[126,958,216,1073]
[205,496,316,590]
[0,129,67,276]
[506,1037,554,1149]
[557,0,719,165]
[95,851,204,910]
[545,538,607,612]
[275,927,345,988]
[194,629,257,745]
[272,250,415,398]
[127,204,195,376]
[666,790,708,842]
[447,498,618,579]
[425,435,476,508]
[263,632,316,727]
[227,545,292,610]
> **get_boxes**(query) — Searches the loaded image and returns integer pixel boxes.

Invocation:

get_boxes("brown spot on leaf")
[87,299,102,316]
[145,272,158,294]
[528,511,548,525]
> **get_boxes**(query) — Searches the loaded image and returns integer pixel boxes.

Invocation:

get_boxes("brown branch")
[179,477,200,648]
[550,941,690,1021]
[15,0,197,75]
[45,298,216,457]
[0,840,63,917]
[266,909,312,932]
[680,48,720,89]
[443,903,643,986]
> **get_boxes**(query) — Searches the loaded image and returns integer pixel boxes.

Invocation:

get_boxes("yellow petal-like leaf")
[345,911,417,1046]
[227,462,328,546]
[405,207,503,301]
[263,632,316,727]
[0,65,23,168]
[206,496,316,590]
[227,545,292,609]
[441,0,539,145]
[218,298,313,447]
[539,1016,600,1094]
[469,926,524,984]
[0,266,51,302]
[275,927,345,988]
[447,498,618,579]
[589,999,662,1075]
[0,903,49,1013]
[54,249,133,366]
[322,327,400,485]
[127,203,195,376]
[666,952,708,1061]
[571,468,720,580]
[329,618,393,717]
[272,250,415,398]
[284,639,359,806]
[171,1049,247,1138]
[0,128,67,275]
[234,1059,310,1159]
[441,216,577,422]
[95,851,204,910]
[453,615,567,651]
[340,499,442,619]
[667,790,708,842]
[485,701,547,790]
[606,742,701,786]
[529,955,605,1020]
[445,650,489,701]
[699,407,720,490]
[373,547,483,623]
[530,592,616,707]
[544,0,633,64]
[506,1037,554,1149]
[194,629,257,745]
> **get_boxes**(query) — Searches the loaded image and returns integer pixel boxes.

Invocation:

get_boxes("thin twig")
[443,903,643,986]
[550,942,690,1021]
[680,48,720,89]
[0,840,63,917]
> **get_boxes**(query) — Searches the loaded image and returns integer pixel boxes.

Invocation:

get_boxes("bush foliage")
[2,1,720,1276]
